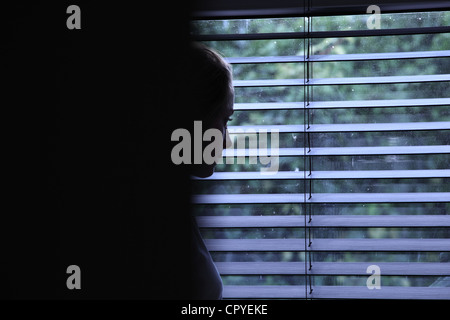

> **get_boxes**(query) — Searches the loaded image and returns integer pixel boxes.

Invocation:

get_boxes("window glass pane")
[201,228,305,239]
[313,178,450,193]
[311,130,450,147]
[192,17,303,35]
[228,132,303,148]
[214,155,450,172]
[194,203,450,216]
[230,110,304,126]
[313,11,450,31]
[232,58,450,80]
[311,228,450,239]
[311,252,448,263]
[309,203,450,216]
[235,83,449,104]
[192,11,450,299]
[310,106,450,124]
[312,83,449,101]
[192,179,304,195]
[193,203,450,217]
[222,275,305,286]
[193,178,450,194]
[211,252,447,263]
[200,228,448,241]
[313,276,448,287]
[313,58,450,78]
[232,63,305,80]
[313,155,450,171]
[192,12,450,35]
[312,34,450,55]
[215,156,305,173]
[201,39,304,57]
[235,87,304,103]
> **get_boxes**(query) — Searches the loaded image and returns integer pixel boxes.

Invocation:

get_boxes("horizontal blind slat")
[226,50,450,64]
[194,26,450,41]
[223,285,306,299]
[216,262,450,275]
[233,74,450,87]
[195,170,450,180]
[222,286,450,299]
[228,122,450,133]
[204,239,450,251]
[311,286,450,300]
[196,215,450,228]
[222,145,450,157]
[193,193,450,204]
[234,98,450,110]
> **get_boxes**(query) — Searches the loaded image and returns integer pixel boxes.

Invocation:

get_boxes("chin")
[192,165,216,178]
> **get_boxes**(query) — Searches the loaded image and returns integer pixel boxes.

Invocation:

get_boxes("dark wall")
[5,2,195,299]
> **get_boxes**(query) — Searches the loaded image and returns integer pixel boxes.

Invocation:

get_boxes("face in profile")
[170,43,234,178]
[191,93,234,178]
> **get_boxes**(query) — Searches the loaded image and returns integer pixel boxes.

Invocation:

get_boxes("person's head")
[184,43,234,178]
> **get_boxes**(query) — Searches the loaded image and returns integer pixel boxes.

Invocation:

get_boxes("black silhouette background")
[5,2,197,299]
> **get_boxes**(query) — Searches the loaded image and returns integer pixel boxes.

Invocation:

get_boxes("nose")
[223,129,232,149]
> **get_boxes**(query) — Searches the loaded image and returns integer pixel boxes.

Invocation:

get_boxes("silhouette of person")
[183,43,234,179]
[181,43,234,299]
[6,4,235,300]
[53,40,233,299]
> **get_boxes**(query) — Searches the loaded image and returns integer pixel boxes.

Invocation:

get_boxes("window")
[191,2,450,299]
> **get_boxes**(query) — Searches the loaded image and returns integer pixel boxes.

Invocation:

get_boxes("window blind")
[191,4,450,300]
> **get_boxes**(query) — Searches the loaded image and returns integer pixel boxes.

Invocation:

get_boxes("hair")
[185,43,233,123]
